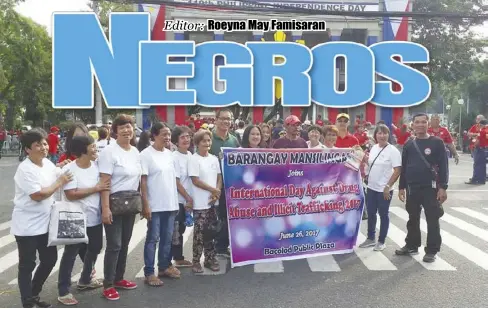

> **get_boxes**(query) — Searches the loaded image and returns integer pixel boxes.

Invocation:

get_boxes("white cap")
[303,120,311,125]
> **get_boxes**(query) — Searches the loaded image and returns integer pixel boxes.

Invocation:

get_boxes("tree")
[0,0,53,128]
[412,0,487,83]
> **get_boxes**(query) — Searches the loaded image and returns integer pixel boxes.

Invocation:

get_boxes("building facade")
[135,0,413,130]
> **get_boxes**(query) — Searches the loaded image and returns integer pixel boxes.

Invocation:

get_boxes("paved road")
[0,155,487,307]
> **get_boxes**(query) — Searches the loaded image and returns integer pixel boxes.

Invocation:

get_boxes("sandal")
[204,260,220,272]
[58,293,79,306]
[192,262,204,273]
[144,275,164,287]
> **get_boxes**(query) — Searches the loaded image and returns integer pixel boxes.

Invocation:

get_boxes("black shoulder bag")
[364,144,388,185]
[412,138,444,218]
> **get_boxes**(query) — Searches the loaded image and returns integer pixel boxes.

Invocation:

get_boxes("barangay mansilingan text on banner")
[163,19,327,32]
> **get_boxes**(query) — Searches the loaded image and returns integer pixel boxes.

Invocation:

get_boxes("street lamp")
[446,105,451,129]
[458,99,464,147]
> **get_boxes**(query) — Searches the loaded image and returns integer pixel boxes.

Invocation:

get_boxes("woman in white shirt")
[57,135,110,305]
[98,114,142,301]
[96,127,111,154]
[188,130,222,274]
[139,123,180,286]
[241,125,263,148]
[11,129,72,308]
[170,126,194,268]
[359,124,402,251]
[307,125,326,149]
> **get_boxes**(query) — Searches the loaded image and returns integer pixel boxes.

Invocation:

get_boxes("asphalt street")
[0,154,487,307]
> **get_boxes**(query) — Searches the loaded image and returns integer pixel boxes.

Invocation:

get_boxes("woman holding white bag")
[11,129,72,308]
[57,135,110,305]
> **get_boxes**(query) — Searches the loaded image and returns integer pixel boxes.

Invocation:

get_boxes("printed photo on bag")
[57,211,86,239]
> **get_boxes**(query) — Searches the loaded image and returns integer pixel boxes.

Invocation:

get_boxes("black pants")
[405,186,442,254]
[171,203,187,261]
[103,214,135,288]
[215,189,229,253]
[15,233,58,307]
[58,224,103,296]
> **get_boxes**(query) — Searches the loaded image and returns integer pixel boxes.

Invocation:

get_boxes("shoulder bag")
[109,190,143,216]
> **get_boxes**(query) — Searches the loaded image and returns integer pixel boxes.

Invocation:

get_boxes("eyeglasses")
[218,117,232,122]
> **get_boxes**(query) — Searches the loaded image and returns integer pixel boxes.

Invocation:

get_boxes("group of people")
[9,107,482,308]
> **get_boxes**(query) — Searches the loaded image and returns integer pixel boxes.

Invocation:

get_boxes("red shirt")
[393,128,411,145]
[316,119,324,126]
[468,124,481,149]
[428,127,453,144]
[194,119,204,130]
[479,127,488,147]
[47,133,59,154]
[354,131,368,146]
[0,130,5,141]
[335,133,359,148]
[58,153,76,163]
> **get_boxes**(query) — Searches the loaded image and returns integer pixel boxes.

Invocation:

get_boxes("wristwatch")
[385,184,390,189]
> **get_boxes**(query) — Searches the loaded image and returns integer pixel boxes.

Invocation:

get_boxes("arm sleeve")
[391,147,402,168]
[98,148,114,175]
[140,152,149,176]
[62,165,78,190]
[443,128,454,144]
[15,167,42,195]
[188,156,199,177]
[399,142,408,190]
[437,140,449,190]
[173,155,181,179]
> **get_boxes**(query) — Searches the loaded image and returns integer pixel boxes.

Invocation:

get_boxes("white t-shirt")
[96,139,112,153]
[307,141,326,149]
[173,150,193,204]
[140,146,179,212]
[98,143,141,193]
[367,144,401,192]
[11,158,60,236]
[188,153,221,210]
[62,161,102,227]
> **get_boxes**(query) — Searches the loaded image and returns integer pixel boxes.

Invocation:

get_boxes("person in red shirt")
[428,114,459,164]
[468,114,485,152]
[193,113,204,130]
[335,113,360,148]
[354,123,369,150]
[392,123,411,152]
[47,126,60,164]
[466,118,488,184]
[316,115,324,127]
[0,125,5,159]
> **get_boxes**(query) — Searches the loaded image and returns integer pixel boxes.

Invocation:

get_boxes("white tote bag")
[48,190,89,247]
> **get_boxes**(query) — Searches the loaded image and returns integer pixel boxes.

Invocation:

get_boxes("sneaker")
[174,259,193,268]
[395,246,419,255]
[114,279,137,290]
[373,242,386,251]
[423,253,437,263]
[77,278,103,290]
[358,239,375,248]
[102,287,120,301]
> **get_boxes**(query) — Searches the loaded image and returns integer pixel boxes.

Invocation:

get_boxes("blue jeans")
[366,188,392,244]
[143,211,177,276]
[471,147,487,183]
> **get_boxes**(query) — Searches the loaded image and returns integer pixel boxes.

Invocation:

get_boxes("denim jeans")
[15,233,58,307]
[143,211,177,276]
[58,224,103,296]
[366,188,392,244]
[471,147,487,183]
[103,214,136,289]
